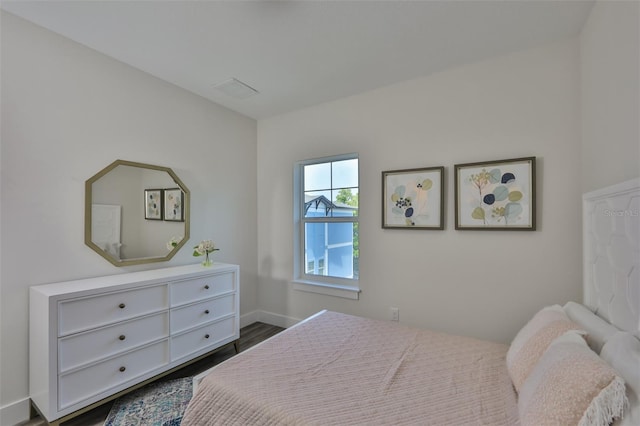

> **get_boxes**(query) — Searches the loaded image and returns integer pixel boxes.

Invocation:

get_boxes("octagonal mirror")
[85,159,190,266]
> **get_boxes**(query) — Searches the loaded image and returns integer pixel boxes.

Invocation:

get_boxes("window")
[293,154,359,298]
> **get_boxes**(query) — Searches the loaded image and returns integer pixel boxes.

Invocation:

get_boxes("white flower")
[166,236,182,251]
[193,239,219,257]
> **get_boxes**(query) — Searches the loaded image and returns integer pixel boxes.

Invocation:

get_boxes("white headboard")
[91,204,122,260]
[583,178,640,336]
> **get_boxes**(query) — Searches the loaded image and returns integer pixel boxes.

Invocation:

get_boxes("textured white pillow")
[507,305,584,391]
[601,332,640,426]
[518,331,627,426]
[563,301,619,353]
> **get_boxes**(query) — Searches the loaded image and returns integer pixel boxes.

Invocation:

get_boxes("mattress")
[182,311,519,425]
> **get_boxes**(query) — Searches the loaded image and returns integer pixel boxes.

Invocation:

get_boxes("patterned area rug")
[104,377,192,426]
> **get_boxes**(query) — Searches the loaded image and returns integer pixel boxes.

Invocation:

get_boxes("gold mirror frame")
[85,159,190,266]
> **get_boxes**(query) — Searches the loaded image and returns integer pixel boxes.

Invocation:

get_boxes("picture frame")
[454,156,536,230]
[382,166,444,230]
[164,188,184,222]
[144,189,163,220]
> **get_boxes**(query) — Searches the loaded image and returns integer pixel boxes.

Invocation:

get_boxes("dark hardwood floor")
[20,322,284,426]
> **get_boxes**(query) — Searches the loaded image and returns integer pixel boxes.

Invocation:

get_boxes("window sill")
[292,280,360,300]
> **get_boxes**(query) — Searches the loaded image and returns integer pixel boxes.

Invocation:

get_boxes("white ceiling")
[2,0,595,119]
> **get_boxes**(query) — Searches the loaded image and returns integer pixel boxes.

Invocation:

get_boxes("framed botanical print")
[382,166,444,229]
[144,189,163,220]
[164,188,184,222]
[454,157,536,230]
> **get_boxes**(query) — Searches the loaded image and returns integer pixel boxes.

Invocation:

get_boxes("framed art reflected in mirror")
[144,189,163,220]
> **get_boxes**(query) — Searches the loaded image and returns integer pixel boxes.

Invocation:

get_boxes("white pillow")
[563,301,619,353]
[600,332,640,426]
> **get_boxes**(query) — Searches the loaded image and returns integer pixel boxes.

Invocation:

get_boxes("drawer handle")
[118,303,126,309]
[204,334,210,339]
[119,335,126,341]
[204,285,210,290]
[204,310,210,314]
[119,366,126,372]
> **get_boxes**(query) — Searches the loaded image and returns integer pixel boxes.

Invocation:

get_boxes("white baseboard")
[240,309,301,329]
[239,310,260,328]
[256,310,301,328]
[1,397,31,426]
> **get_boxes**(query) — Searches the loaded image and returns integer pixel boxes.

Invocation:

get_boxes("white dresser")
[29,263,239,424]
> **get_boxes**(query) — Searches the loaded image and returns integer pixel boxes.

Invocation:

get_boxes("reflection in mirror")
[85,160,190,267]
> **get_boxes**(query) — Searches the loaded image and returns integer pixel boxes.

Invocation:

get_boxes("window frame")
[293,153,360,299]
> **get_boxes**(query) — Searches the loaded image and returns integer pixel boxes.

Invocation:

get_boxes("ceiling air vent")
[212,78,259,99]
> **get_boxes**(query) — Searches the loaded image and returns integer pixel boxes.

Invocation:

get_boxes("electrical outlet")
[390,307,399,321]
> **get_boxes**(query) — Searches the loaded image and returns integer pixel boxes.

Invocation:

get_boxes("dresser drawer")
[58,340,169,410]
[58,285,168,336]
[170,273,235,307]
[170,294,236,334]
[58,312,169,373]
[171,316,236,361]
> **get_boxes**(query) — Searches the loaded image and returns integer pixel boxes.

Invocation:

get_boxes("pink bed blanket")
[182,311,519,425]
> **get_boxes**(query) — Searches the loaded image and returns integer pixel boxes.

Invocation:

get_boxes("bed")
[183,178,640,426]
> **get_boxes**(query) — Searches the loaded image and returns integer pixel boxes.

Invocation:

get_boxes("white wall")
[0,12,258,424]
[3,1,637,424]
[257,38,583,343]
[580,0,640,192]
